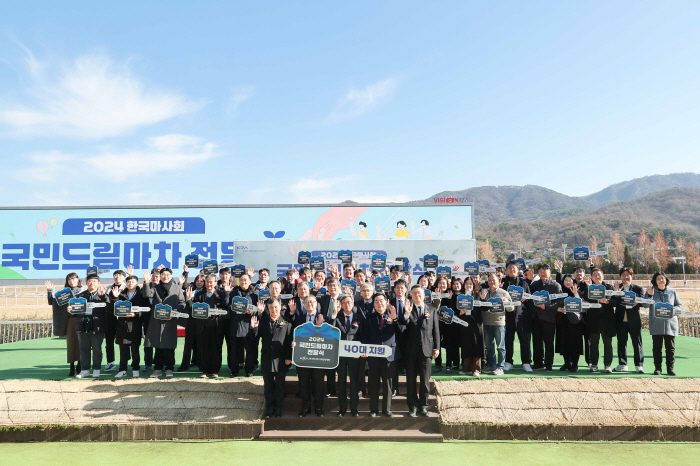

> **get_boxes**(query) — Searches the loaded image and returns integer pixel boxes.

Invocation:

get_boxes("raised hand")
[97,286,106,296]
[250,315,259,328]
[288,299,297,314]
[646,284,654,296]
[143,270,151,283]
[571,283,579,297]
[479,288,488,300]
[583,276,592,286]
[185,287,194,300]
[224,283,232,292]
[332,299,340,317]
[247,266,256,277]
[126,265,134,276]
[257,300,265,314]
[388,305,397,320]
[554,259,563,273]
[448,290,453,299]
[315,313,325,325]
[404,299,413,315]
[111,286,120,298]
[178,275,186,285]
[183,264,189,274]
[45,280,54,290]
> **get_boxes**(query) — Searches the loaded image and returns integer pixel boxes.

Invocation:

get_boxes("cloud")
[13,134,218,182]
[226,86,255,114]
[0,45,202,139]
[327,77,397,123]
[287,177,410,204]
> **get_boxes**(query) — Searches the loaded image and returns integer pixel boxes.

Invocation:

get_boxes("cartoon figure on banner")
[349,220,369,239]
[297,206,368,241]
[410,218,432,239]
[394,220,409,240]
[36,220,49,237]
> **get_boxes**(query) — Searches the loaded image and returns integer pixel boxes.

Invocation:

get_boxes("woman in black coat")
[441,278,463,374]
[555,275,585,372]
[110,275,150,378]
[69,274,110,378]
[186,274,229,378]
[457,276,484,376]
[45,272,83,376]
[583,267,616,373]
[251,297,293,418]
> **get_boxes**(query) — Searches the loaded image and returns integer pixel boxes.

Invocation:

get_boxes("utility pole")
[562,244,567,261]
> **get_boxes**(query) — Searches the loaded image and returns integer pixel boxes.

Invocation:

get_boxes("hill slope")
[582,173,700,206]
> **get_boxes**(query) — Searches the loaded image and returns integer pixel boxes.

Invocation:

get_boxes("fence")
[0,321,53,344]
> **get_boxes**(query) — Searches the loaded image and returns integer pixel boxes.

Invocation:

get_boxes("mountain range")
[425,172,700,250]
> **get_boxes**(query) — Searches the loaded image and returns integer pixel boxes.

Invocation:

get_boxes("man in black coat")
[397,285,440,417]
[186,274,229,378]
[528,264,565,372]
[613,267,645,373]
[365,292,400,417]
[250,297,293,418]
[388,278,409,394]
[501,261,533,372]
[318,278,343,397]
[328,294,365,417]
[293,294,331,417]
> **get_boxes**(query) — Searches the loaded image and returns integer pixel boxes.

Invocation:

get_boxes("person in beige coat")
[477,273,512,375]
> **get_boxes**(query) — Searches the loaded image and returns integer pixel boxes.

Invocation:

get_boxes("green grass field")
[0,441,699,465]
[0,329,697,380]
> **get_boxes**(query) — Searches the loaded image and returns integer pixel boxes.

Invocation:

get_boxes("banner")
[0,204,473,279]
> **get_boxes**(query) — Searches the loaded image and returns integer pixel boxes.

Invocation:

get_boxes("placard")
[564,296,582,313]
[395,257,409,272]
[54,288,73,307]
[292,322,341,369]
[463,262,480,276]
[371,254,387,270]
[231,296,249,314]
[431,292,449,299]
[338,250,353,264]
[192,302,210,319]
[230,264,246,278]
[621,291,636,307]
[280,293,293,300]
[438,306,454,325]
[423,254,438,269]
[532,290,550,306]
[114,300,132,317]
[588,284,606,301]
[298,251,311,265]
[339,342,393,358]
[423,289,431,301]
[572,247,589,261]
[374,276,390,293]
[185,254,200,268]
[202,259,218,275]
[477,259,496,273]
[86,265,98,276]
[68,297,87,314]
[154,304,173,320]
[488,297,504,313]
[507,285,524,302]
[257,288,271,302]
[512,258,526,271]
[653,302,674,319]
[341,279,357,294]
[456,294,474,311]
[309,256,325,271]
[436,266,452,280]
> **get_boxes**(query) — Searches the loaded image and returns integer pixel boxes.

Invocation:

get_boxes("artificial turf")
[0,329,696,380]
[0,441,699,465]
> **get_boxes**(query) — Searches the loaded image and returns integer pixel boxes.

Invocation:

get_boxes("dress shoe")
[315,409,324,417]
[265,409,274,419]
[273,410,282,418]
[418,408,429,417]
[668,368,677,376]
[392,389,398,397]
[358,390,364,398]
[337,412,345,417]
[298,408,310,417]
[399,368,407,375]
[351,410,359,417]
[295,392,302,398]
[383,410,394,418]
[369,412,377,418]
[654,369,662,375]
[434,366,443,373]
[177,366,189,372]
[408,406,418,417]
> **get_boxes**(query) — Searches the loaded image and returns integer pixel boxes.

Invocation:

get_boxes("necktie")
[397,299,404,315]
[329,298,334,316]
[380,315,384,331]
[345,315,351,332]
[307,313,313,323]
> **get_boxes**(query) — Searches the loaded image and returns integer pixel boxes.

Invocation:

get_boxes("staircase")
[259,376,443,442]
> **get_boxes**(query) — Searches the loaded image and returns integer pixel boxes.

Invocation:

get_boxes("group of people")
[46,257,682,417]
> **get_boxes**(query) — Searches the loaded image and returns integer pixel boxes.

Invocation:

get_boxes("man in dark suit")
[501,261,533,372]
[365,292,400,417]
[389,278,409,394]
[293,294,331,417]
[329,294,365,417]
[398,285,440,417]
[613,267,645,373]
[318,278,342,396]
[529,264,565,372]
[355,282,374,397]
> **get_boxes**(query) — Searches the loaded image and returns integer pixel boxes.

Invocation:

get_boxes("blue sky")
[1,1,699,206]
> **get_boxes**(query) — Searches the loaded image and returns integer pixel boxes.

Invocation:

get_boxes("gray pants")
[79,332,105,370]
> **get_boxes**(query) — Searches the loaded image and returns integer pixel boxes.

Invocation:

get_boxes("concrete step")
[283,375,436,394]
[263,410,440,431]
[259,429,443,442]
[281,393,437,412]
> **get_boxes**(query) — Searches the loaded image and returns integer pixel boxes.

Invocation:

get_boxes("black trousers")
[589,332,614,367]
[583,326,591,365]
[652,335,675,370]
[505,311,516,365]
[179,319,197,369]
[197,328,224,375]
[368,357,393,413]
[405,351,431,409]
[118,341,141,371]
[532,317,556,369]
[357,359,367,393]
[144,346,153,366]
[298,367,324,410]
[263,368,287,411]
[105,326,116,363]
[324,368,336,395]
[245,334,260,373]
[563,323,583,368]
[337,357,360,413]
[617,321,644,366]
[153,348,175,371]
[226,335,248,375]
[444,326,460,368]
